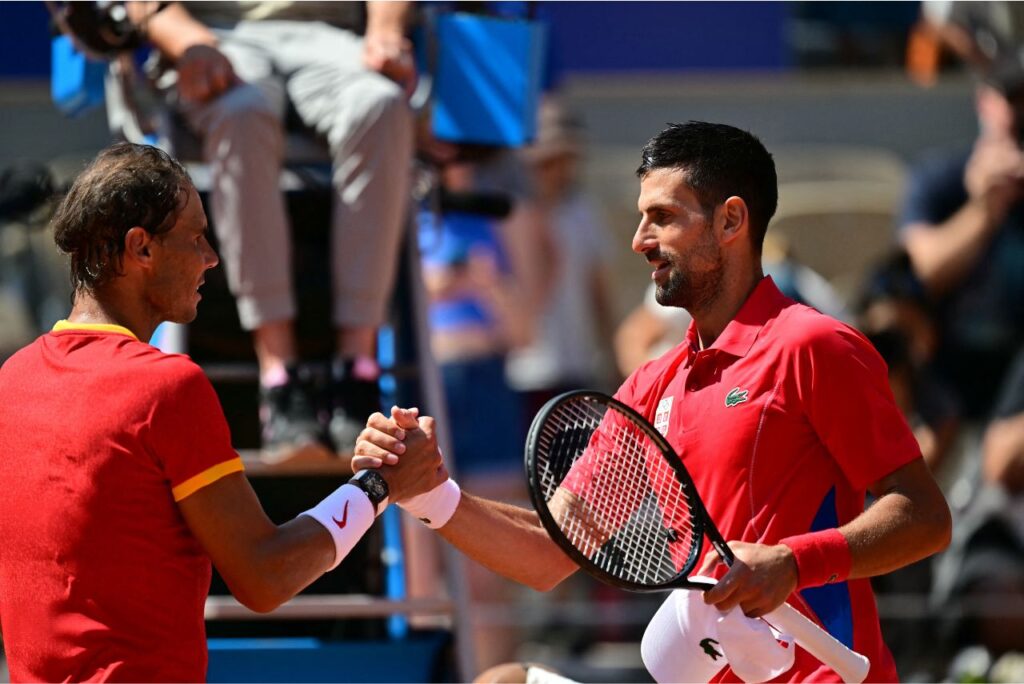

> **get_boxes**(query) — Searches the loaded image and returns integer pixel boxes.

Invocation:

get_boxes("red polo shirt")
[616,277,920,683]
[0,322,244,682]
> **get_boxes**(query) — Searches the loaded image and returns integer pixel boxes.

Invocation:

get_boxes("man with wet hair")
[0,142,443,682]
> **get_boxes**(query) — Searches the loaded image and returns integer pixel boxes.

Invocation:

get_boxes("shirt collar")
[52,319,139,340]
[683,276,790,360]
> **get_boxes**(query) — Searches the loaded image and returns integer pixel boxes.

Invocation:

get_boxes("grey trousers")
[179,21,413,331]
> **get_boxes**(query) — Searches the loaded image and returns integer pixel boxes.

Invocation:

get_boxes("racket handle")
[765,602,870,684]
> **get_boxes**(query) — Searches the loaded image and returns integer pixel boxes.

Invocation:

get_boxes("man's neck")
[68,290,158,343]
[693,267,764,350]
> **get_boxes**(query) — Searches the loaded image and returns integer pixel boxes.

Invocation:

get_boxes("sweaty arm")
[178,421,444,613]
[844,456,952,578]
[437,492,578,592]
[178,473,334,613]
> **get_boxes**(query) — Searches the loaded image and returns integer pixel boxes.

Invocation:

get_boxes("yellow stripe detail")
[172,457,246,502]
[52,320,138,340]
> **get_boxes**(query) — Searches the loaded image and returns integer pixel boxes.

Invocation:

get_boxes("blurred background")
[2,2,1023,683]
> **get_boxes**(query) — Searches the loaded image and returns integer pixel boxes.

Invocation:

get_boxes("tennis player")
[0,143,445,682]
[354,122,952,682]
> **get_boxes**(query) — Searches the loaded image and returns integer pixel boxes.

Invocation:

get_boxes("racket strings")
[536,398,700,585]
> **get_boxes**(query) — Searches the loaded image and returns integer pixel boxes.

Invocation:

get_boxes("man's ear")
[123,227,154,268]
[719,196,749,246]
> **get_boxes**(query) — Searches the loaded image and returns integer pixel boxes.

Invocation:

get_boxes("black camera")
[48,1,167,58]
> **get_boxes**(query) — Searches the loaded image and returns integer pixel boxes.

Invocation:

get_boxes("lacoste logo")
[700,637,723,661]
[724,387,749,407]
[333,501,350,529]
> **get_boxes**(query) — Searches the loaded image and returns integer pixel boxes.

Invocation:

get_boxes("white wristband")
[299,484,376,570]
[399,479,461,529]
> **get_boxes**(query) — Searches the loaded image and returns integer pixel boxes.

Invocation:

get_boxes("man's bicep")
[865,455,952,564]
[177,472,278,573]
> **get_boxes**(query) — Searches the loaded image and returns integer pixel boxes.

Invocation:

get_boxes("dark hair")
[637,121,778,252]
[51,142,192,292]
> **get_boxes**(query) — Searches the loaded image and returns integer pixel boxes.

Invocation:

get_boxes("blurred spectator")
[144,2,415,458]
[856,251,961,473]
[900,6,1024,421]
[614,233,846,377]
[506,103,618,417]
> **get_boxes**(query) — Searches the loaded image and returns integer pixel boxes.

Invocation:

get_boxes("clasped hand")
[354,407,448,502]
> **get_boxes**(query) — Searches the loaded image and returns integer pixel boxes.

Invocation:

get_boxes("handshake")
[353,406,462,529]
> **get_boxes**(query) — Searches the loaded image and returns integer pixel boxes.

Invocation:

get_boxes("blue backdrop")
[1,1,788,80]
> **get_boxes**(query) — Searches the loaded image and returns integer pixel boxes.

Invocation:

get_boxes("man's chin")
[168,308,199,325]
[655,284,686,309]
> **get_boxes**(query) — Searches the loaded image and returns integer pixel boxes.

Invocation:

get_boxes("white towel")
[641,578,795,683]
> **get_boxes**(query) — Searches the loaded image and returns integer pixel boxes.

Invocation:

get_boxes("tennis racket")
[525,390,870,684]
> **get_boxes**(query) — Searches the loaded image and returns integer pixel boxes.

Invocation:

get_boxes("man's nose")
[204,241,220,269]
[632,219,655,254]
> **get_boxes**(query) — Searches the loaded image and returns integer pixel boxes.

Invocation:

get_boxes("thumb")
[697,548,726,579]
[390,405,420,430]
[417,415,436,435]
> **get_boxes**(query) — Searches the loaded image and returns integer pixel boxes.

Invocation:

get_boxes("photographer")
[898,77,1024,421]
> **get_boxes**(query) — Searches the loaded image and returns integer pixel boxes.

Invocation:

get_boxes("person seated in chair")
[144,1,416,459]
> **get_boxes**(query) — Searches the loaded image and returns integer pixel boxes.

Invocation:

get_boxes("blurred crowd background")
[2,2,1024,683]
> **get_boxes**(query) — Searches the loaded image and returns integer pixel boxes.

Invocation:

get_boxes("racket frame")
[525,389,730,593]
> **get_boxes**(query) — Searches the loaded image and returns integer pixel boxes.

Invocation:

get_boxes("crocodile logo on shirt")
[700,637,723,661]
[724,387,749,407]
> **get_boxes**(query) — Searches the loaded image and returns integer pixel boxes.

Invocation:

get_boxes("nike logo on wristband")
[333,501,350,529]
[419,517,431,524]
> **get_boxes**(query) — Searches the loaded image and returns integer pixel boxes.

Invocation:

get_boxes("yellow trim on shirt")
[172,457,246,502]
[52,320,138,340]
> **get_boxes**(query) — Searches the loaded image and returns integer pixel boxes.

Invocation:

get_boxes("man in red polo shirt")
[0,143,444,682]
[353,122,952,682]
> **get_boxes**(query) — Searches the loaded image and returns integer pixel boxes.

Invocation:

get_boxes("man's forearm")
[438,492,577,592]
[842,458,951,579]
[142,2,218,59]
[365,1,412,36]
[903,200,1000,296]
